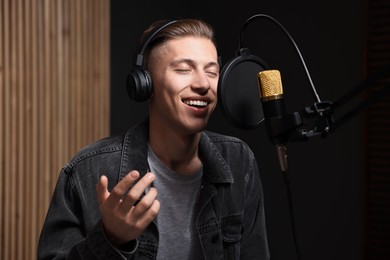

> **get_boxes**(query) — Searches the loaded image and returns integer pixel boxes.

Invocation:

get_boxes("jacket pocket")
[221,214,243,259]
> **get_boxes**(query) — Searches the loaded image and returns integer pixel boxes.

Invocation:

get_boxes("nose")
[191,71,210,94]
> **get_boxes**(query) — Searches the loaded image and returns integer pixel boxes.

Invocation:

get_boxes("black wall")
[110,1,364,259]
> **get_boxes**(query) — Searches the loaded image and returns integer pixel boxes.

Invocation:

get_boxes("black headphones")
[126,20,178,102]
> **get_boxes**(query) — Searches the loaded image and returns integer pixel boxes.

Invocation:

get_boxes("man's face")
[148,36,219,135]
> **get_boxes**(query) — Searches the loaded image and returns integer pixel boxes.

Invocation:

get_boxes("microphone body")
[261,98,289,145]
[258,70,289,172]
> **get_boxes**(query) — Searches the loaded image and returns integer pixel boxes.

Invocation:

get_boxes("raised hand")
[96,170,160,247]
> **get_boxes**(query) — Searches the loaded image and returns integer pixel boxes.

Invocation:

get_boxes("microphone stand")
[289,63,390,143]
[266,63,390,260]
[263,110,304,260]
[237,13,390,260]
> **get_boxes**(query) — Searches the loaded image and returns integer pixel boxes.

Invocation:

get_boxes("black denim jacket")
[38,119,270,259]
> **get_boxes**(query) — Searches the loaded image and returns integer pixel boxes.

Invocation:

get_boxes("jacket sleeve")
[240,155,270,260]
[37,168,136,260]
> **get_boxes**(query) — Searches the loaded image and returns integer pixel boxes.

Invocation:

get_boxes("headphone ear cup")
[127,20,177,102]
[126,68,153,102]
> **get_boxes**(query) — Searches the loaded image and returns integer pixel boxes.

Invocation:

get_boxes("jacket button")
[211,234,219,243]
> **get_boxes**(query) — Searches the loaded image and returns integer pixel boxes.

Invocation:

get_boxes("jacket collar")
[119,118,234,184]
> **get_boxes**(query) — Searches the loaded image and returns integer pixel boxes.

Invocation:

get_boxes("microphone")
[257,70,288,172]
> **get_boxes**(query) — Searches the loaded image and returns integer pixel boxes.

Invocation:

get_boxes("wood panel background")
[365,0,390,259]
[0,0,110,259]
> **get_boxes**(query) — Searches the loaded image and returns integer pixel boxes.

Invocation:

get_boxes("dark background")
[110,1,365,259]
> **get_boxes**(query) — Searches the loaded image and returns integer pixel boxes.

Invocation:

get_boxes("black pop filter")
[218,48,269,129]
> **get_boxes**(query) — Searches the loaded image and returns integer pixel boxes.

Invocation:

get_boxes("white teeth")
[184,100,208,107]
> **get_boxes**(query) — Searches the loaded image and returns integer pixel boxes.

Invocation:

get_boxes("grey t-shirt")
[147,145,205,260]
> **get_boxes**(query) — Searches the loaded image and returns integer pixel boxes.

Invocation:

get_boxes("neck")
[148,122,202,175]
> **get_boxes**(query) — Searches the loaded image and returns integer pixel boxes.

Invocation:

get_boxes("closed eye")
[175,69,191,73]
[206,71,218,78]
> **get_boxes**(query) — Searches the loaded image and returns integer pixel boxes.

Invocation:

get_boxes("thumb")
[96,175,110,206]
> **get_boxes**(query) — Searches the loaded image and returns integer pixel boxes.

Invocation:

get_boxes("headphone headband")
[134,20,178,67]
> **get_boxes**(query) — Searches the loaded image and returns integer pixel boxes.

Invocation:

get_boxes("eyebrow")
[171,58,220,69]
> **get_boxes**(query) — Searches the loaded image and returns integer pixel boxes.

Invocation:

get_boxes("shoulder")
[203,130,251,148]
[63,132,125,173]
[202,130,255,158]
[203,130,244,144]
[200,130,260,186]
[62,119,149,175]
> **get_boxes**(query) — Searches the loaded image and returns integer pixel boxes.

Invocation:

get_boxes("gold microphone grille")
[258,70,283,98]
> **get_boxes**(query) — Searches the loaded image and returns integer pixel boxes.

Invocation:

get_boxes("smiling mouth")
[183,99,209,108]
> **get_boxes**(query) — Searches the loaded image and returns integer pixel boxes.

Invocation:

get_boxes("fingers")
[104,170,141,207]
[96,171,160,244]
[130,187,158,216]
[119,172,156,213]
[133,197,160,229]
[125,187,160,234]
[100,171,156,212]
[96,175,109,206]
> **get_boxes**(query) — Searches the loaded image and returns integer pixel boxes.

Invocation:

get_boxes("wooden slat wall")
[0,0,110,259]
[365,0,390,259]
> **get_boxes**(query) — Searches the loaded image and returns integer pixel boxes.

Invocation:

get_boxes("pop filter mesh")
[218,53,268,129]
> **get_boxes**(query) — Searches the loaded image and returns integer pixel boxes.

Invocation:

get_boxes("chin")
[184,120,209,134]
